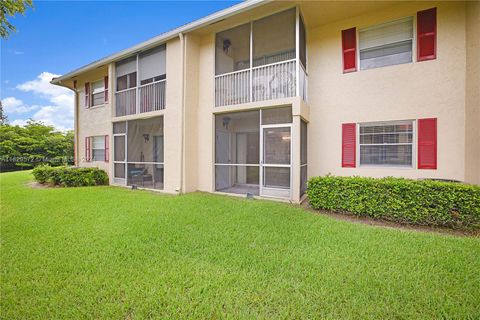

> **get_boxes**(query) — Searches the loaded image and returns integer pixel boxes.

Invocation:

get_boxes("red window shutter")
[85,137,90,162]
[104,76,109,103]
[342,123,356,167]
[418,118,437,169]
[417,7,437,61]
[341,27,357,73]
[104,135,109,162]
[84,82,90,108]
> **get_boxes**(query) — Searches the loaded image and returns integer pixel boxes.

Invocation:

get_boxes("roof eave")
[50,0,269,85]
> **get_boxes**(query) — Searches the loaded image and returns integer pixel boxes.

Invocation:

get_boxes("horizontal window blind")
[91,136,106,162]
[359,18,413,50]
[139,45,166,81]
[91,80,104,94]
[92,136,105,150]
[359,17,413,70]
[116,56,136,77]
[359,121,413,167]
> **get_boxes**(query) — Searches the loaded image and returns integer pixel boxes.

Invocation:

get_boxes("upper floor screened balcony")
[214,8,307,107]
[115,45,166,117]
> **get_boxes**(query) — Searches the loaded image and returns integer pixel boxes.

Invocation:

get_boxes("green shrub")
[32,165,108,187]
[32,165,53,184]
[307,176,480,229]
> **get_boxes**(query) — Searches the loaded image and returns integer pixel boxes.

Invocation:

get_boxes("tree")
[0,101,8,125]
[0,120,74,172]
[0,0,33,39]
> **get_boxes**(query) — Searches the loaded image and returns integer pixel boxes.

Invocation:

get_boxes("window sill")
[358,165,414,170]
[89,104,106,110]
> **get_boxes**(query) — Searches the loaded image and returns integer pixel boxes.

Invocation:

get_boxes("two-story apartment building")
[52,0,479,203]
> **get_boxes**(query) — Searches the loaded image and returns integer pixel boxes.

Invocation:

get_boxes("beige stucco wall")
[465,1,480,184]
[183,34,200,193]
[162,38,183,193]
[196,34,216,193]
[307,1,468,182]
[75,65,111,174]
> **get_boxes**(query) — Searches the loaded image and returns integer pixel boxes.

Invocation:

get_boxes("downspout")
[179,32,186,194]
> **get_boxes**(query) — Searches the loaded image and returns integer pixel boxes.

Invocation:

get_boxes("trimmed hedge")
[307,175,480,229]
[32,165,108,187]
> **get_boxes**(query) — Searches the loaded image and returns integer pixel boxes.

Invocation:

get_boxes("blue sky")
[1,0,239,130]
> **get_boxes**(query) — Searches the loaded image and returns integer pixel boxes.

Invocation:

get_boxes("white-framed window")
[91,80,105,107]
[116,72,137,91]
[359,17,414,70]
[359,120,414,167]
[116,56,137,91]
[91,136,105,161]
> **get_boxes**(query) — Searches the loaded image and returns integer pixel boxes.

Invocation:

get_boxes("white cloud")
[10,119,29,127]
[2,97,22,108]
[10,72,74,131]
[1,97,39,114]
[17,72,68,99]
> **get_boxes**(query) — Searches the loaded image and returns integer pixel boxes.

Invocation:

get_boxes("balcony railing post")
[136,54,140,114]
[249,21,253,103]
[295,6,300,98]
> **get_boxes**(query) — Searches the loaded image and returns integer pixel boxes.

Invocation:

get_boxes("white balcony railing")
[214,69,250,107]
[115,80,166,117]
[214,59,304,107]
[252,59,296,102]
[140,80,166,113]
[115,87,136,117]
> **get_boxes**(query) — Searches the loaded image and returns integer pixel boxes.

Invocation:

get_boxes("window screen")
[300,120,307,196]
[359,121,413,166]
[214,110,260,196]
[253,9,296,67]
[113,122,126,134]
[215,23,251,75]
[359,17,413,70]
[261,107,292,125]
[299,15,307,69]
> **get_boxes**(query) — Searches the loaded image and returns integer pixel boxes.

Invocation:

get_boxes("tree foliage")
[0,120,74,171]
[0,0,33,39]
[0,101,8,125]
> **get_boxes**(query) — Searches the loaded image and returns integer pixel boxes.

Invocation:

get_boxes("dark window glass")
[117,75,127,91]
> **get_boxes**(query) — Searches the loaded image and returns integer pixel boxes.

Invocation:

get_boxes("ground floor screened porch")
[214,106,307,201]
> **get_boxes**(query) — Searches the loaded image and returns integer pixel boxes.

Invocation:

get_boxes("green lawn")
[1,171,479,319]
